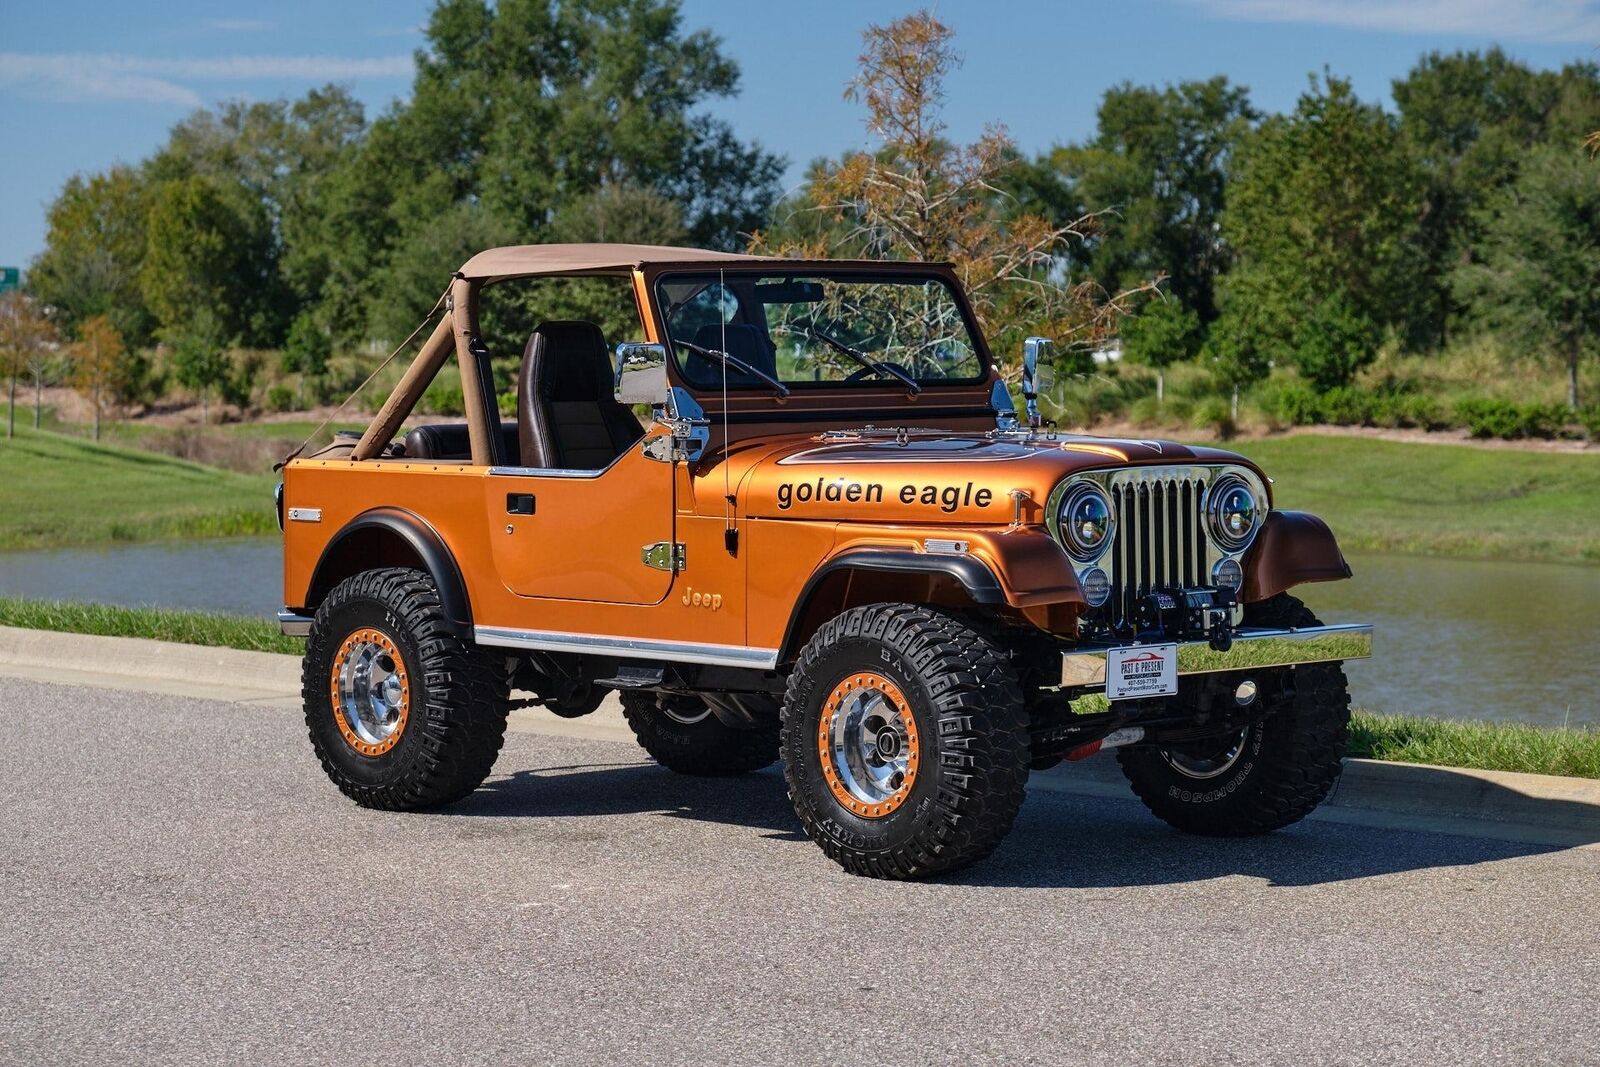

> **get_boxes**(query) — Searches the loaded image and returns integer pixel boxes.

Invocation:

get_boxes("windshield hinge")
[641,542,686,572]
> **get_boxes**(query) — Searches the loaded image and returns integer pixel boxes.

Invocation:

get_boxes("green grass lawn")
[0,426,277,551]
[1349,709,1600,779]
[1229,435,1600,565]
[0,597,301,654]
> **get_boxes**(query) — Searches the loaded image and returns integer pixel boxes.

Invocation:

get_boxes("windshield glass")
[657,271,985,390]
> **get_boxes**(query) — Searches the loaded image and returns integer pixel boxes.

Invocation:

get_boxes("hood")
[727,430,1266,524]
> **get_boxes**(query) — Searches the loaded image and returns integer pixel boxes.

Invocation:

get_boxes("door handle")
[506,493,536,515]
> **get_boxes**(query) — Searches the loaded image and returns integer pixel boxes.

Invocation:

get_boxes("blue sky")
[4,0,1599,270]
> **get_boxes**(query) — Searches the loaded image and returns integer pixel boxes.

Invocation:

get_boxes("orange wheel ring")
[329,627,411,757]
[816,672,921,819]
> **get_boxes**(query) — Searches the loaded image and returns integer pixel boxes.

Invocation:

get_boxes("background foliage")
[16,5,1600,433]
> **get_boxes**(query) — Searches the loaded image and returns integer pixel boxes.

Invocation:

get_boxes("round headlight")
[1058,484,1114,561]
[1208,475,1260,551]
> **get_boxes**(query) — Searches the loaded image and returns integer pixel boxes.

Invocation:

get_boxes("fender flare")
[305,507,473,636]
[778,549,1005,660]
[1242,510,1352,602]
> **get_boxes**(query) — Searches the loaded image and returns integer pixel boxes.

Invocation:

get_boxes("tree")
[167,307,231,424]
[282,311,333,408]
[1118,297,1202,403]
[755,11,1155,371]
[1025,77,1256,325]
[1202,311,1271,420]
[26,167,156,346]
[1215,74,1427,389]
[0,293,60,438]
[141,176,277,347]
[1394,50,1600,345]
[147,85,368,348]
[70,315,126,440]
[1295,294,1379,392]
[1452,147,1600,410]
[318,0,782,342]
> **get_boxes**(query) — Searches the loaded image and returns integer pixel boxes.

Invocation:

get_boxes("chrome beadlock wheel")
[817,672,921,818]
[329,627,411,757]
[1161,727,1250,780]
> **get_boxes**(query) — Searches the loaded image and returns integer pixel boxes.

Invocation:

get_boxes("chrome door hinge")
[641,541,686,572]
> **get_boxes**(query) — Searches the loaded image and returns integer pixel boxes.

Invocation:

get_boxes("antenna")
[720,268,738,555]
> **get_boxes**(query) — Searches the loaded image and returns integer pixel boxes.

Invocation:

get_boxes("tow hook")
[1065,726,1146,762]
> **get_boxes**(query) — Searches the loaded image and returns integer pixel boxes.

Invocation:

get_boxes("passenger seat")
[516,320,642,469]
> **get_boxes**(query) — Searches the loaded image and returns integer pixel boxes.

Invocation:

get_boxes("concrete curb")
[2,625,1597,846]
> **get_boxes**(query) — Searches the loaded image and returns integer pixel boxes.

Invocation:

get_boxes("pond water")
[0,541,1593,728]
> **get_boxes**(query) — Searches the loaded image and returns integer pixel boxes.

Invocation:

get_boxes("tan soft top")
[457,243,778,280]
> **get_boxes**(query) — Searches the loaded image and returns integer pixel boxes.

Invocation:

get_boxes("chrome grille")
[1107,470,1209,629]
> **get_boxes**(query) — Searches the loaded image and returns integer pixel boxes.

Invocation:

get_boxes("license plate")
[1106,644,1178,701]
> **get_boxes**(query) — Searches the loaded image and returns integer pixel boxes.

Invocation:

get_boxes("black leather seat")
[402,421,518,461]
[516,320,642,470]
[685,323,779,388]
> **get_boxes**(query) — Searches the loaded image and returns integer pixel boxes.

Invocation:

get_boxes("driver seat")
[516,320,642,470]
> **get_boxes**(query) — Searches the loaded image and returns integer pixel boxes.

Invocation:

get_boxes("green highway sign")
[0,267,17,293]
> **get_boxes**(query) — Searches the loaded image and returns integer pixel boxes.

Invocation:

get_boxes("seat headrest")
[524,320,612,401]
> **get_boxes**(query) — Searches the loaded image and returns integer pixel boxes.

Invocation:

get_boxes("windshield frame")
[651,265,992,393]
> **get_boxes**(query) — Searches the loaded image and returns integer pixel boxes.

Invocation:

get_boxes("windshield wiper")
[673,338,790,398]
[806,328,922,395]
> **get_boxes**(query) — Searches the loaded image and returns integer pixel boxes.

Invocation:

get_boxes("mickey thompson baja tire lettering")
[620,692,779,777]
[781,603,1029,879]
[1116,593,1351,836]
[303,567,509,811]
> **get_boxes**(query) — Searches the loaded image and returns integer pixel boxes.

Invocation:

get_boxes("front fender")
[1242,510,1352,602]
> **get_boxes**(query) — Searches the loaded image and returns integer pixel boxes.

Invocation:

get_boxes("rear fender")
[300,507,472,636]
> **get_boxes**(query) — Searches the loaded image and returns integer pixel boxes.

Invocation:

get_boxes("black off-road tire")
[1116,592,1351,836]
[304,567,509,810]
[620,691,779,776]
[781,604,1030,880]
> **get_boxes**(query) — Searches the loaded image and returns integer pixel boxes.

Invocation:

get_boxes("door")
[486,445,676,605]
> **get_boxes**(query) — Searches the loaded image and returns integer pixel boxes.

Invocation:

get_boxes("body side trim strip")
[474,625,780,669]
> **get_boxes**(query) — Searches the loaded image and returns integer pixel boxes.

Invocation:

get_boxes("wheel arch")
[302,507,473,637]
[777,549,1006,663]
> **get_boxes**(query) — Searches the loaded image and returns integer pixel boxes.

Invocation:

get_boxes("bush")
[1256,382,1324,425]
[1316,385,1372,425]
[264,384,295,413]
[1454,397,1565,439]
[1581,406,1600,443]
[1190,397,1236,439]
[418,382,465,417]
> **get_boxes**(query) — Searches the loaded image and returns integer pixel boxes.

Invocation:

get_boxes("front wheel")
[1117,593,1351,836]
[781,604,1030,880]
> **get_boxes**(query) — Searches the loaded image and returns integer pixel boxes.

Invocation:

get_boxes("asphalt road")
[2,676,1597,1066]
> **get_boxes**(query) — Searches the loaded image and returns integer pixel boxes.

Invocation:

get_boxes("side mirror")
[1022,337,1056,427]
[614,342,670,406]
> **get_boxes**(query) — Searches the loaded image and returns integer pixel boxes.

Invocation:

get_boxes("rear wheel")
[304,568,509,810]
[1117,593,1351,836]
[781,604,1029,880]
[620,691,779,777]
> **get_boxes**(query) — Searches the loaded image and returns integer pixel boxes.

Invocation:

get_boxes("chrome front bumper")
[278,610,313,637]
[1060,623,1372,689]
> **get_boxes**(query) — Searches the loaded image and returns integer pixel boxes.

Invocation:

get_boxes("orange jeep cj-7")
[277,243,1371,880]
